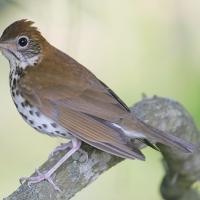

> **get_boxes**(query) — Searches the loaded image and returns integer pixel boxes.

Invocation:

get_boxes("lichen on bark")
[4,96,200,200]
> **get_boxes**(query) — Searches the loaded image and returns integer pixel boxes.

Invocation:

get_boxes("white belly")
[12,88,71,138]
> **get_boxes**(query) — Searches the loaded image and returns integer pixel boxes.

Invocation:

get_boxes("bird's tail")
[117,115,195,153]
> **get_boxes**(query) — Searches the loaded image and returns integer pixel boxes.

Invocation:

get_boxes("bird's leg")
[48,142,71,158]
[20,138,82,191]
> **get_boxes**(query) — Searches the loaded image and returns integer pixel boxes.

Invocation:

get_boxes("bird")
[0,19,195,191]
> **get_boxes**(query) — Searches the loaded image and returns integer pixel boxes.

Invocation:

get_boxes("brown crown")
[0,19,45,42]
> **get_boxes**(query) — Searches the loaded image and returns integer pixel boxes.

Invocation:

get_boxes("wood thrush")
[0,20,195,191]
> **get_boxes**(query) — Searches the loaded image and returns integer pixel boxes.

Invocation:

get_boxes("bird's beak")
[0,41,14,51]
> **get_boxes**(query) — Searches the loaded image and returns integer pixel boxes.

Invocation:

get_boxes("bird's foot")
[48,142,71,159]
[20,138,81,192]
[20,169,61,191]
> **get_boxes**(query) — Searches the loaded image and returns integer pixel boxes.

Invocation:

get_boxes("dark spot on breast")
[35,112,40,117]
[42,124,47,128]
[9,71,13,86]
[21,100,31,108]
[33,62,37,66]
[29,104,33,108]
[29,110,33,115]
[60,133,66,136]
[55,131,60,134]
[21,113,27,120]
[16,66,23,77]
[29,120,34,125]
[51,123,57,128]
[12,91,15,97]
[13,78,16,88]
[38,126,42,129]
[14,102,18,108]
[24,100,30,107]
[16,90,19,96]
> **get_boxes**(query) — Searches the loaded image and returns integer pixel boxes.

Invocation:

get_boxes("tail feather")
[137,138,160,151]
[120,115,196,153]
[144,123,195,153]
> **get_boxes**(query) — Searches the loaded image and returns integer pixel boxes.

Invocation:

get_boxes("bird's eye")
[17,36,29,48]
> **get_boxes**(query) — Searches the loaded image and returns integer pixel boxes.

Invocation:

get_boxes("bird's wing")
[18,56,144,160]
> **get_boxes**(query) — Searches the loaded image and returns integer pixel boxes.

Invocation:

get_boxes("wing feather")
[18,52,144,160]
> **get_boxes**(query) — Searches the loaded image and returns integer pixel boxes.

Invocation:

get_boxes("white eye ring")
[17,36,29,48]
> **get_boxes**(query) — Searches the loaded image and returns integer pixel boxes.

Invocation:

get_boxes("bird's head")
[0,19,47,68]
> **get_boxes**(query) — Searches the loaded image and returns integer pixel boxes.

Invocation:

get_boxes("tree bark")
[4,96,200,200]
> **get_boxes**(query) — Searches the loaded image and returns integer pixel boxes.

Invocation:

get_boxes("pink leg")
[20,138,82,191]
[48,142,71,159]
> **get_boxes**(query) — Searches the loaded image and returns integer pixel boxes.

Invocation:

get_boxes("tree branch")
[4,96,200,200]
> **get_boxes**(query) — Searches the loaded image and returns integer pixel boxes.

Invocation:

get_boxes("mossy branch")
[4,96,200,200]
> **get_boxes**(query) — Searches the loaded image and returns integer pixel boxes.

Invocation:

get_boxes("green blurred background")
[0,0,200,199]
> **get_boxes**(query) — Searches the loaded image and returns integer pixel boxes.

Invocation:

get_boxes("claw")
[47,176,61,192]
[19,178,24,185]
[19,138,81,192]
[20,169,61,191]
[27,180,32,188]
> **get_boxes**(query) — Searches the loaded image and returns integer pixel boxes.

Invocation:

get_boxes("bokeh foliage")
[0,0,199,199]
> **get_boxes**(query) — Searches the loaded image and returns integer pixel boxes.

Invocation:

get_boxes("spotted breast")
[10,64,71,139]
